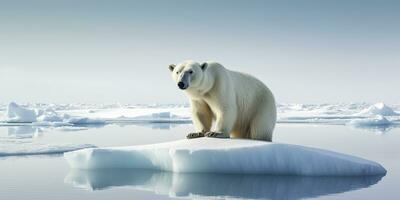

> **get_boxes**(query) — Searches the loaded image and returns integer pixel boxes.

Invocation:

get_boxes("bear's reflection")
[65,169,383,199]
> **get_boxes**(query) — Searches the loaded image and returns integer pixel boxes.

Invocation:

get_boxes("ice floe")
[1,102,399,131]
[3,102,105,126]
[277,102,400,129]
[64,138,386,176]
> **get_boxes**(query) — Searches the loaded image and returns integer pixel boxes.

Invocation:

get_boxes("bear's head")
[168,60,207,90]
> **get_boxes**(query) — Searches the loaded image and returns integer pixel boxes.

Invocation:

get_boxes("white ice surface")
[277,102,400,128]
[3,102,105,125]
[64,138,386,176]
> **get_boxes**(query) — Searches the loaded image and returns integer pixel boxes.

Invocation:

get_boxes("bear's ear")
[168,64,176,72]
[200,62,207,71]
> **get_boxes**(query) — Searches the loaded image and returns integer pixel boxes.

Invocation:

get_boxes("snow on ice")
[3,102,106,125]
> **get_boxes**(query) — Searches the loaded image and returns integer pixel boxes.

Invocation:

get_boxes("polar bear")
[169,60,276,141]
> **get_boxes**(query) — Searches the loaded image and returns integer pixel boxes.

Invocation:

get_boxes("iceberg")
[64,138,386,176]
[5,102,37,123]
[357,102,399,116]
[36,107,63,122]
[65,169,383,199]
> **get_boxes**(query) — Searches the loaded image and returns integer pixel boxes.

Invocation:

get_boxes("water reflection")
[8,126,43,138]
[353,125,393,134]
[133,123,181,130]
[65,169,383,200]
[350,124,400,134]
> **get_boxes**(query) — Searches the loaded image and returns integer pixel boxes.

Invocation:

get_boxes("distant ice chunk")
[357,102,399,116]
[348,115,392,127]
[5,102,37,123]
[39,110,105,125]
[63,115,106,125]
[277,102,399,126]
[36,107,63,122]
[64,138,386,176]
[2,102,106,126]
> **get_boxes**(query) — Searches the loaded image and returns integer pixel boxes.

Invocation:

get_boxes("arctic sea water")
[0,123,399,200]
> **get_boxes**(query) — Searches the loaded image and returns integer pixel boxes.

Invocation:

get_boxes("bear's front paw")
[205,132,229,138]
[186,132,205,139]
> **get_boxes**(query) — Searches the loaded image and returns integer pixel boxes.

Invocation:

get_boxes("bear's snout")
[178,82,187,90]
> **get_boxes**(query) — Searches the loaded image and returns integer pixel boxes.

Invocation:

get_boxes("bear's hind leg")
[250,105,276,141]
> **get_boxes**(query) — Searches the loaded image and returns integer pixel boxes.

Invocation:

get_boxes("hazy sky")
[0,0,399,104]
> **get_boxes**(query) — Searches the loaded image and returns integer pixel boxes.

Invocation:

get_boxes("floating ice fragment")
[5,102,37,123]
[357,102,399,116]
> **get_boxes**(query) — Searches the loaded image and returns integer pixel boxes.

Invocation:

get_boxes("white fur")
[170,60,276,141]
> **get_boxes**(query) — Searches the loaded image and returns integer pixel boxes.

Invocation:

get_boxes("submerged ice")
[64,138,386,176]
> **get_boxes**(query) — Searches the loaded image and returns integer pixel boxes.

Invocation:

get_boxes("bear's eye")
[176,71,179,74]
[189,70,193,74]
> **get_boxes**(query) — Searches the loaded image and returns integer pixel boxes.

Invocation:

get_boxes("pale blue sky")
[0,0,399,104]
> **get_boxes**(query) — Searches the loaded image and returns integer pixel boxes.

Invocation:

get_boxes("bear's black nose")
[178,82,186,89]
